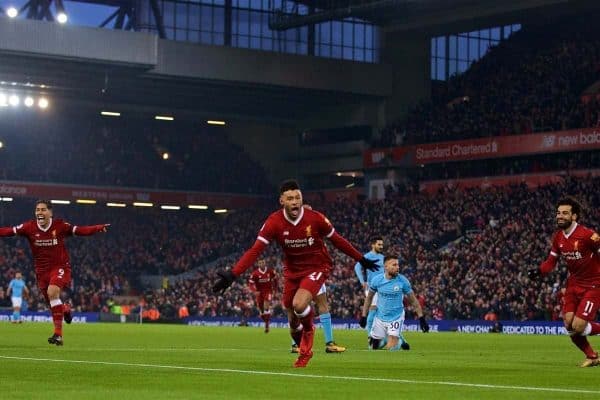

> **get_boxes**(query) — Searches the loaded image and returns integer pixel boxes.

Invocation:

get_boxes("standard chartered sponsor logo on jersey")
[35,239,58,246]
[284,238,310,248]
[563,251,583,260]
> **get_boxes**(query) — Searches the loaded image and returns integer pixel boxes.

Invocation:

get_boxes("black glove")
[212,270,236,294]
[359,257,380,272]
[527,268,541,280]
[419,316,430,333]
[359,316,367,328]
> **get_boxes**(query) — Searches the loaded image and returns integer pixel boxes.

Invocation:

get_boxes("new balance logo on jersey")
[308,237,314,246]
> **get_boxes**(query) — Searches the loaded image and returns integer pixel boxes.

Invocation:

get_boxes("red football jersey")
[250,268,277,293]
[548,223,600,288]
[14,218,75,273]
[257,207,335,279]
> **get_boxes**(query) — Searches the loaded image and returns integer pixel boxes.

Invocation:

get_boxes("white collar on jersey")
[283,206,304,226]
[37,218,53,232]
[562,221,578,239]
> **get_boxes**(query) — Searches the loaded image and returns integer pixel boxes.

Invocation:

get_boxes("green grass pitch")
[1,322,599,399]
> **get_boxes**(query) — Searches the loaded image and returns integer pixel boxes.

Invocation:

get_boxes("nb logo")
[542,135,556,148]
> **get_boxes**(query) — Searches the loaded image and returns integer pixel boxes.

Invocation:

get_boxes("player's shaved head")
[384,255,397,264]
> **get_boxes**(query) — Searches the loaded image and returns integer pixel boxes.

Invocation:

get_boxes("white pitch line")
[1,355,598,395]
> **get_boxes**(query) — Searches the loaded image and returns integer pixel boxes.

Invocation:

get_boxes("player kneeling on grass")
[359,255,429,350]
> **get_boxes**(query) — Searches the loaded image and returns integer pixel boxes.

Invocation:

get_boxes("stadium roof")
[277,0,598,34]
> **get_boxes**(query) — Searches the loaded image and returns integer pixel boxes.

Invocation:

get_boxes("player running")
[249,258,278,333]
[0,200,109,345]
[213,179,379,367]
[528,197,600,367]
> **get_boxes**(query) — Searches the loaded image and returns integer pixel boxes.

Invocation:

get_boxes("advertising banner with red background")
[0,180,265,208]
[419,169,600,194]
[364,128,600,167]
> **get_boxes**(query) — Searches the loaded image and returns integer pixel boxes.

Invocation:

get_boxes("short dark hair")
[384,255,397,264]
[370,236,383,244]
[557,197,582,220]
[279,179,300,195]
[35,199,52,210]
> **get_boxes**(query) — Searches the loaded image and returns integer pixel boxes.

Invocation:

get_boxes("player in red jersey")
[249,258,278,333]
[528,197,600,367]
[213,179,379,367]
[0,200,109,346]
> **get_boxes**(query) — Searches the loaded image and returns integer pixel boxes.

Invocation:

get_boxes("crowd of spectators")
[0,113,272,194]
[377,14,600,147]
[0,200,270,312]
[2,175,599,321]
[140,175,600,322]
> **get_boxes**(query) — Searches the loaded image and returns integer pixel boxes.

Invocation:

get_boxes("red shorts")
[36,266,72,291]
[562,285,600,321]
[255,291,273,306]
[282,271,328,309]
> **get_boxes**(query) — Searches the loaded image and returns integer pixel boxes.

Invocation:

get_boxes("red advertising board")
[364,128,600,167]
[418,169,600,194]
[0,180,265,208]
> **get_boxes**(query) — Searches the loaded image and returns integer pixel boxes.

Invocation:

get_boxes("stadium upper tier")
[377,14,600,147]
[0,114,273,194]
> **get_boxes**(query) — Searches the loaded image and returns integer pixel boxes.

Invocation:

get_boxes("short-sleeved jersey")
[250,268,277,293]
[369,273,413,322]
[257,207,335,279]
[14,218,74,272]
[8,278,26,298]
[354,250,384,285]
[549,222,600,288]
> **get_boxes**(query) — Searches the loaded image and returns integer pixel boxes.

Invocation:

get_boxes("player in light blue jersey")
[360,255,429,351]
[354,236,410,348]
[7,271,29,323]
[354,236,384,333]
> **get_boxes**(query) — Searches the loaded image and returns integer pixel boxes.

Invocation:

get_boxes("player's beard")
[557,218,573,230]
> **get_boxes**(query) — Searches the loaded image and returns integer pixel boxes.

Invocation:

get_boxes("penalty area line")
[0,355,598,395]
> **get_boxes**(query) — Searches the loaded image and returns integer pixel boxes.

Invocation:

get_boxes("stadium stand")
[376,14,600,147]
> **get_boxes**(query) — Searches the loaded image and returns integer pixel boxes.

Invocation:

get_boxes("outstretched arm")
[232,240,268,277]
[74,224,110,236]
[213,240,268,294]
[328,232,363,261]
[328,232,380,272]
[0,227,16,237]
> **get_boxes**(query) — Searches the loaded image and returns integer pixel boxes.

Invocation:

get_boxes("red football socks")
[51,303,64,336]
[571,334,598,359]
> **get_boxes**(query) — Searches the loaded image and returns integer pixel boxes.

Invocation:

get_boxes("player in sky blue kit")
[354,237,409,349]
[360,255,429,350]
[7,271,29,323]
[354,236,384,333]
